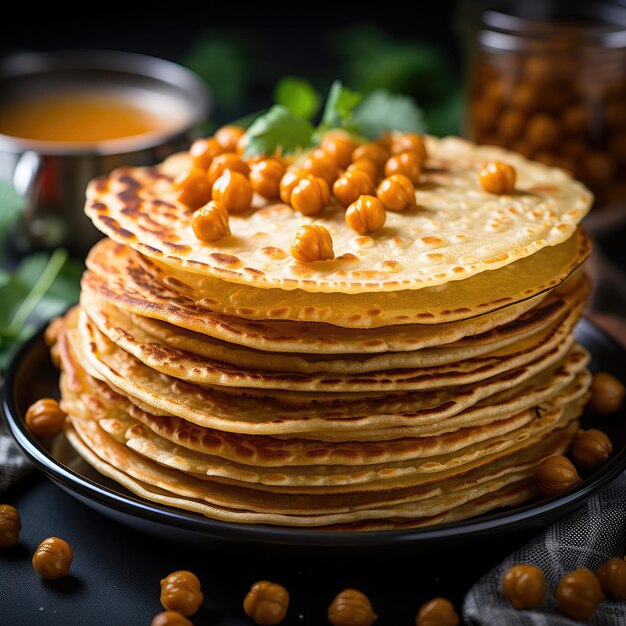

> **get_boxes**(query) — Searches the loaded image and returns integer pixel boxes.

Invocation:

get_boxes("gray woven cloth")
[0,422,32,491]
[464,472,626,625]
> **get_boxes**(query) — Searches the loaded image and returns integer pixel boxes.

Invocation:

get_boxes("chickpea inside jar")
[458,0,626,210]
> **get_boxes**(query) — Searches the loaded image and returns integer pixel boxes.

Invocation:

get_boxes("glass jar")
[458,0,626,212]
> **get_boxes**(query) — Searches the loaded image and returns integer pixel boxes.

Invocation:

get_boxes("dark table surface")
[0,473,544,626]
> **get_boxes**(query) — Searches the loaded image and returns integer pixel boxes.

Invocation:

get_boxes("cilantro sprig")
[244,79,425,158]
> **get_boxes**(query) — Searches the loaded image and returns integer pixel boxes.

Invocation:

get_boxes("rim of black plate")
[2,318,626,547]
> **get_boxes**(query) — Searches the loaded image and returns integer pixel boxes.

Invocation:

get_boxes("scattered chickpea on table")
[327,588,378,626]
[159,570,204,617]
[32,537,73,580]
[243,580,290,626]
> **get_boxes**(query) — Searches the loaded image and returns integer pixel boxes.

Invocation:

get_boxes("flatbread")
[82,229,589,329]
[79,272,587,374]
[77,301,583,392]
[136,230,589,327]
[61,317,589,439]
[59,334,590,466]
[64,365,589,487]
[84,136,592,294]
[64,415,579,525]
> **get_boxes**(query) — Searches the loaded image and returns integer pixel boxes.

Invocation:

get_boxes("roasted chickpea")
[32,537,73,580]
[243,580,289,625]
[173,168,212,209]
[212,170,253,214]
[536,455,582,497]
[391,132,427,162]
[0,504,21,548]
[562,104,590,135]
[333,170,375,208]
[352,143,390,171]
[192,201,231,242]
[571,429,613,470]
[555,568,604,621]
[49,343,61,369]
[44,315,64,348]
[322,131,360,168]
[160,570,203,616]
[526,113,561,150]
[345,195,386,235]
[589,372,626,414]
[479,161,516,194]
[376,174,415,212]
[214,125,246,152]
[247,151,285,166]
[290,174,331,215]
[290,225,334,262]
[150,611,193,626]
[249,159,286,200]
[376,132,394,150]
[189,137,225,170]
[384,151,422,184]
[347,158,379,183]
[301,148,340,185]
[328,588,377,626]
[25,398,66,438]
[511,81,542,112]
[596,557,626,600]
[502,564,546,609]
[415,597,459,626]
[236,131,249,156]
[472,98,499,135]
[207,153,250,187]
[497,109,526,142]
[279,170,307,204]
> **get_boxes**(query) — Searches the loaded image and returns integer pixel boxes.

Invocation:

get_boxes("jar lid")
[459,0,626,50]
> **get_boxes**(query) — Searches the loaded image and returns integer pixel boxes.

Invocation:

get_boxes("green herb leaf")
[0,248,82,374]
[244,105,315,157]
[319,80,363,132]
[274,77,321,121]
[351,90,425,139]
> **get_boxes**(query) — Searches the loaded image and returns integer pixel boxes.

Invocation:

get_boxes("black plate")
[2,318,626,556]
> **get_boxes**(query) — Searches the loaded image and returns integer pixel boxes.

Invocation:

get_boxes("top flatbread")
[85,135,592,294]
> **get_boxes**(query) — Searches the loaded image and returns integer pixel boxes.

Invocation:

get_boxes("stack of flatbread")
[50,135,594,530]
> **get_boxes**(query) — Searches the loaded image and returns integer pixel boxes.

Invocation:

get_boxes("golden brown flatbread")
[84,136,592,294]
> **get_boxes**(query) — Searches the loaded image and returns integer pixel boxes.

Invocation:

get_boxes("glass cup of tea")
[0,49,211,257]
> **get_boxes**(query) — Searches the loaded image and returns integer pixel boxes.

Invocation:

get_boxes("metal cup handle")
[12,150,42,220]
[11,151,65,250]
[12,150,45,249]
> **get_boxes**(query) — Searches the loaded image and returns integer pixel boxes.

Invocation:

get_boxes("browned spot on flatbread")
[260,247,286,260]
[97,216,137,241]
[118,174,141,189]
[163,241,192,253]
[244,267,265,276]
[209,253,243,269]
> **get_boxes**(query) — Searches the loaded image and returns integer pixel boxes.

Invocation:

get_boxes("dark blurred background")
[0,3,463,133]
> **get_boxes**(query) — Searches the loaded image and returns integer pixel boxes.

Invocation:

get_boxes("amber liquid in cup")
[0,89,181,144]
[0,49,210,255]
